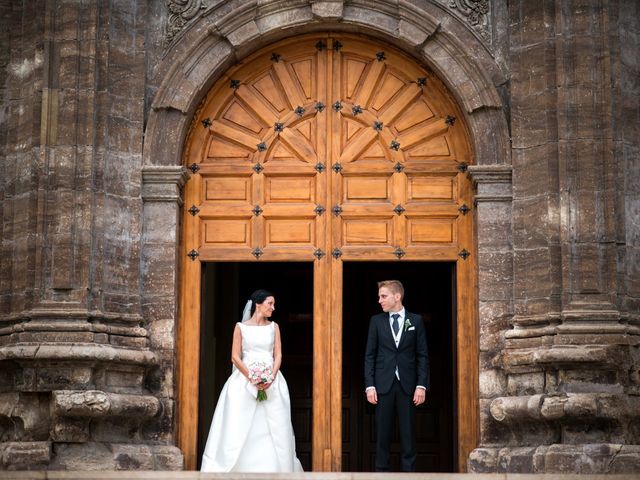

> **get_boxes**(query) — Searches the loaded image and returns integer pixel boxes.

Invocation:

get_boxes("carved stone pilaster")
[468,164,513,355]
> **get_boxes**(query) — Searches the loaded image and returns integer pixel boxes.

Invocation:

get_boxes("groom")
[364,280,429,472]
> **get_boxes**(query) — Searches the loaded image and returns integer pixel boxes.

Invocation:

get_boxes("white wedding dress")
[201,321,303,472]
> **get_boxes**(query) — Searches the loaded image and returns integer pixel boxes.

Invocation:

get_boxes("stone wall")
[0,0,638,473]
[469,0,640,473]
[0,0,181,470]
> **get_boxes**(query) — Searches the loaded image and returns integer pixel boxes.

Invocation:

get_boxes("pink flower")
[247,362,274,401]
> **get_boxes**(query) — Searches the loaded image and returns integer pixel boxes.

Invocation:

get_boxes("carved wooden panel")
[407,174,457,202]
[343,220,392,245]
[203,176,251,202]
[343,176,391,202]
[265,219,315,245]
[202,219,251,246]
[407,218,456,245]
[265,175,317,203]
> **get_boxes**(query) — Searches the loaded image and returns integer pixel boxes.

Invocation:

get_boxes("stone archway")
[141,0,511,471]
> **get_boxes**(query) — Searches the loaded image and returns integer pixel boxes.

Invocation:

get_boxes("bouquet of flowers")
[247,362,274,402]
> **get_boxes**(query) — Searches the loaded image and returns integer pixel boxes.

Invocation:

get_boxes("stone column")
[0,1,182,470]
[470,1,640,473]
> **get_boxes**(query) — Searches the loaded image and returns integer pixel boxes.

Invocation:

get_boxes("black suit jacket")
[364,311,429,395]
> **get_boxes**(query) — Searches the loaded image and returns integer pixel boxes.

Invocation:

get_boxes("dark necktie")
[392,313,400,335]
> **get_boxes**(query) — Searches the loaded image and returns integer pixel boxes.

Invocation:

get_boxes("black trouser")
[375,378,416,472]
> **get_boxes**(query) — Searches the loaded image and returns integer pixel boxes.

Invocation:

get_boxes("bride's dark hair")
[250,289,274,316]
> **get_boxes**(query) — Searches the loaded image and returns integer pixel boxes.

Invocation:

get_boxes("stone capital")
[467,164,512,184]
[142,166,190,204]
[468,164,512,203]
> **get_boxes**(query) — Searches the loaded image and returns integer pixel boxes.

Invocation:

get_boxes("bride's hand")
[260,381,272,390]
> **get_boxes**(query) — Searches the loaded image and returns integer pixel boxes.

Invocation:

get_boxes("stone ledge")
[501,345,627,370]
[470,444,640,474]
[52,390,160,419]
[3,472,640,479]
[0,309,143,325]
[489,393,640,423]
[1,443,184,472]
[0,344,156,366]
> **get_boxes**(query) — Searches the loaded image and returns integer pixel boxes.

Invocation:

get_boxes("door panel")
[180,33,476,471]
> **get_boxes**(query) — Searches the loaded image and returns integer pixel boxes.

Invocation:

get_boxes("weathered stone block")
[35,366,92,391]
[311,1,343,19]
[542,443,622,473]
[51,442,113,470]
[142,203,179,244]
[479,300,511,353]
[151,445,183,470]
[146,317,176,351]
[477,201,512,250]
[101,369,145,392]
[225,20,260,47]
[0,392,49,439]
[507,372,545,396]
[480,369,508,399]
[343,4,398,36]
[112,443,153,470]
[50,417,90,443]
[478,251,513,301]
[141,244,180,296]
[256,6,314,34]
[142,297,177,326]
[468,447,498,473]
[142,398,175,443]
[497,445,537,472]
[513,247,553,300]
[0,441,51,469]
[109,334,148,348]
[610,445,640,473]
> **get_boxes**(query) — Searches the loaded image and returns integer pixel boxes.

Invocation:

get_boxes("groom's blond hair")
[378,280,404,300]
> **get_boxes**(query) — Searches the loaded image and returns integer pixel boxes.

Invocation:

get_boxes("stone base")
[469,444,640,473]
[0,442,183,471]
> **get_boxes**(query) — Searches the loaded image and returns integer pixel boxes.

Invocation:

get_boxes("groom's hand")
[413,388,426,406]
[366,387,378,404]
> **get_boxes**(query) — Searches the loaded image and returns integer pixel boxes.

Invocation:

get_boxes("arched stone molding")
[143,0,510,171]
[141,0,512,471]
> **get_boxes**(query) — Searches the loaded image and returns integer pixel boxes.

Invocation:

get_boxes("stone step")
[2,473,638,480]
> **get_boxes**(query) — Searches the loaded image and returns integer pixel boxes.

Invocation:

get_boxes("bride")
[200,289,303,472]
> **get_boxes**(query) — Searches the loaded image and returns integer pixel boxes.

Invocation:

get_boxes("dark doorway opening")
[197,262,313,471]
[342,262,456,472]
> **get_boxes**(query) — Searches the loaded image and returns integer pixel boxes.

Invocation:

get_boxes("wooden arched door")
[179,33,477,471]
